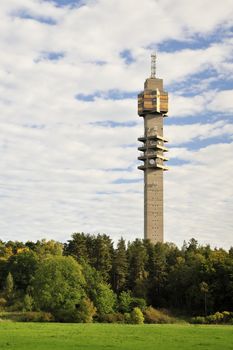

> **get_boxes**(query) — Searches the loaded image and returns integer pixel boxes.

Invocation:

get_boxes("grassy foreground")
[0,322,233,350]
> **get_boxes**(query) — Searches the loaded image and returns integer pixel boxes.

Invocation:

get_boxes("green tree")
[33,256,86,317]
[130,307,144,324]
[64,233,89,262]
[23,294,34,311]
[33,239,63,258]
[6,251,38,291]
[76,297,97,323]
[112,238,128,292]
[95,283,116,315]
[200,281,209,316]
[127,239,148,292]
[118,290,132,313]
[5,272,14,300]
[93,234,114,282]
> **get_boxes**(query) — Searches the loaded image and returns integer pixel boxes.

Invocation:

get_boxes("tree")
[32,256,86,318]
[6,251,38,291]
[127,239,148,292]
[94,283,116,315]
[118,290,132,313]
[200,282,209,316]
[23,294,34,311]
[5,272,14,300]
[76,298,97,323]
[112,238,128,293]
[130,307,144,324]
[64,233,89,262]
[92,234,114,282]
[33,239,63,258]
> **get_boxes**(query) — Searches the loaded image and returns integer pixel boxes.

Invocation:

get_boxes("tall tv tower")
[138,54,169,244]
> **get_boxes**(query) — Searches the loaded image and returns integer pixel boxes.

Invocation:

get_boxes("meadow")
[0,322,233,350]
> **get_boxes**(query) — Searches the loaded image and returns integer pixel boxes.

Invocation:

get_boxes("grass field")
[0,322,233,350]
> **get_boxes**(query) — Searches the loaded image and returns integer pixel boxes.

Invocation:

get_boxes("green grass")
[0,322,233,350]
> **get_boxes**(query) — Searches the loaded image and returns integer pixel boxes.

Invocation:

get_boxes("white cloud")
[167,120,233,145]
[0,0,233,248]
[165,143,233,249]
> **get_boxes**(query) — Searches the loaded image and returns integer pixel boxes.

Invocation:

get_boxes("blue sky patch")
[112,178,141,184]
[13,10,57,25]
[35,51,65,63]
[184,137,232,151]
[43,0,84,8]
[155,29,228,53]
[168,159,191,166]
[90,121,137,128]
[75,89,137,101]
[120,50,135,64]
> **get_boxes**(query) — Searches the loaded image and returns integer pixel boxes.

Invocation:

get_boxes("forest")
[0,233,232,324]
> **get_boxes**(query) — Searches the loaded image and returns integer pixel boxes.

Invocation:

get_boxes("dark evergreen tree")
[112,238,128,293]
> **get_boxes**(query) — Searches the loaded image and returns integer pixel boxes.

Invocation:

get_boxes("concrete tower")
[138,54,168,244]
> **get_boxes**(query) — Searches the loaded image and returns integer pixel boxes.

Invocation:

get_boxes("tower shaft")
[138,73,168,244]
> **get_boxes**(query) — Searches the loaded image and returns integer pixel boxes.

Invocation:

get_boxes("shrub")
[19,312,54,322]
[144,307,174,324]
[76,298,97,323]
[206,312,223,324]
[222,311,232,323]
[190,316,207,324]
[94,283,117,315]
[130,297,147,312]
[0,298,7,310]
[8,300,24,312]
[206,311,233,324]
[118,291,132,313]
[23,294,34,312]
[99,312,125,323]
[131,307,144,324]
[124,312,131,324]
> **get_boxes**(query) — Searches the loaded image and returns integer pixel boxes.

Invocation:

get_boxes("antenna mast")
[151,53,156,78]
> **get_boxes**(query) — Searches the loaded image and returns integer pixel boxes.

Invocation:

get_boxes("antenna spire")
[151,53,156,78]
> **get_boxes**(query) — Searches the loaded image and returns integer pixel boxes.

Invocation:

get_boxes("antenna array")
[151,53,156,78]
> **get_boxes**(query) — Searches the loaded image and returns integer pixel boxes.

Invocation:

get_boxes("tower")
[138,54,168,244]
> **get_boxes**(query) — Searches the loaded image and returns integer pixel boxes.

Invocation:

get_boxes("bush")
[124,312,131,324]
[144,307,174,324]
[19,312,54,322]
[190,311,233,325]
[98,312,125,323]
[130,297,147,312]
[118,291,132,313]
[0,298,7,310]
[23,294,34,312]
[206,311,233,324]
[94,283,117,315]
[190,316,207,324]
[131,307,144,324]
[76,298,96,323]
[8,300,24,312]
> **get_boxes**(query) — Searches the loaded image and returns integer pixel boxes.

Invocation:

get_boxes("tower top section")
[138,54,168,116]
[151,53,156,78]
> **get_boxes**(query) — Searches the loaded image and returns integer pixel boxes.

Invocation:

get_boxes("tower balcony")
[137,134,168,143]
[137,136,146,142]
[138,144,168,152]
[147,134,168,142]
[138,153,169,161]
[138,145,147,152]
[147,144,168,152]
[138,163,169,171]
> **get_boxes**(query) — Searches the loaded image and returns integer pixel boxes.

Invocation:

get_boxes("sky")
[0,0,233,249]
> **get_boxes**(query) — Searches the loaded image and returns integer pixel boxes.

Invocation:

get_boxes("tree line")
[0,234,232,323]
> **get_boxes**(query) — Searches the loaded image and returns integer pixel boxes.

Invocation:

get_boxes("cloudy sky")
[0,0,233,248]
